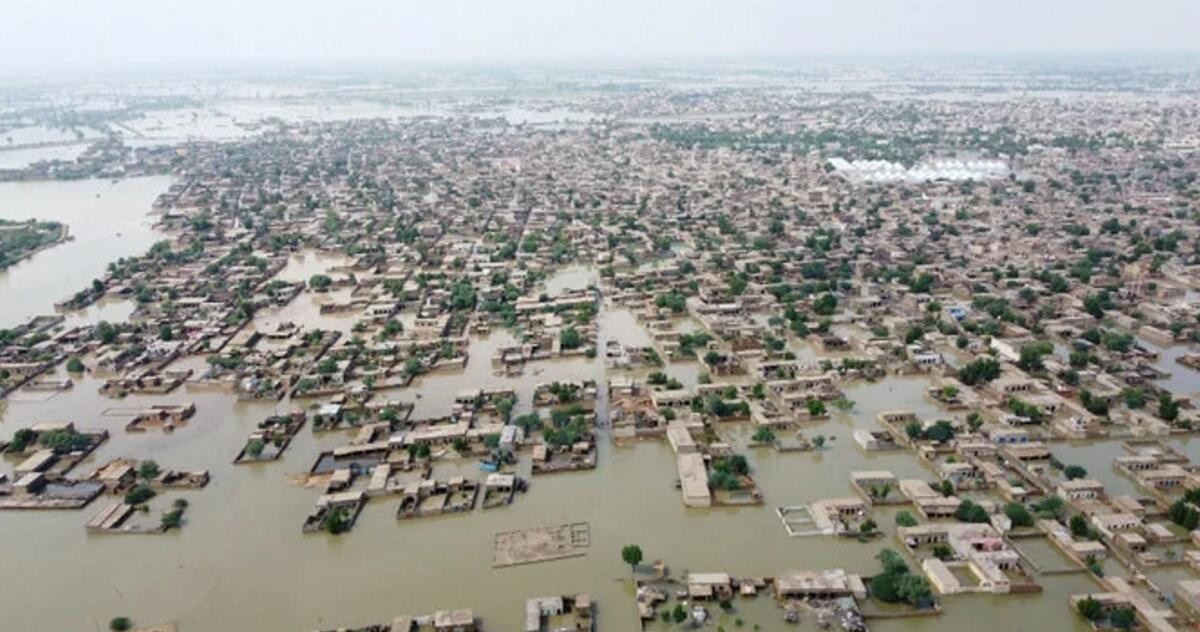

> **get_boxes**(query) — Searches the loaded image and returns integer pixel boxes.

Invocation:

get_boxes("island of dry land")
[0,218,67,269]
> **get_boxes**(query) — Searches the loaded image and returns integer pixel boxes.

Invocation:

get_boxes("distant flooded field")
[0,142,89,169]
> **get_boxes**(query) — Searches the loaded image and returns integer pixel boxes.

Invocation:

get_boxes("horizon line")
[3,49,1200,76]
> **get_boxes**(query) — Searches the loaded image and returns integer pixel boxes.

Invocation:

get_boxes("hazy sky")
[1,0,1198,70]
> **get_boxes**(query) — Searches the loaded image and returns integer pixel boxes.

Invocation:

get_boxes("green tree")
[317,357,338,374]
[876,548,909,575]
[124,485,156,506]
[905,420,923,440]
[560,327,583,350]
[380,318,403,338]
[6,428,35,453]
[1004,502,1033,528]
[448,279,477,311]
[245,438,266,458]
[1168,500,1200,530]
[752,426,776,444]
[137,460,161,481]
[957,357,1001,385]
[1109,606,1136,630]
[406,443,431,459]
[1121,387,1146,409]
[321,506,352,534]
[671,603,687,624]
[655,291,687,313]
[403,356,423,377]
[872,571,902,603]
[872,548,933,607]
[1075,596,1104,622]
[1069,514,1092,538]
[39,429,89,453]
[1064,464,1088,480]
[308,274,333,290]
[924,420,956,443]
[110,617,133,632]
[1017,341,1053,372]
[621,544,643,572]
[954,500,989,523]
[96,320,119,345]
[832,396,855,411]
[1082,292,1110,319]
[1032,495,1065,519]
[895,574,933,607]
[496,397,514,422]
[812,293,838,316]
[1158,394,1181,422]
[161,507,185,529]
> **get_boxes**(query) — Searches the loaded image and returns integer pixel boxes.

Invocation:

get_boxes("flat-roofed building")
[666,422,697,454]
[432,608,476,632]
[687,572,732,600]
[1092,512,1143,538]
[1177,580,1200,617]
[774,569,865,600]
[923,558,962,595]
[677,453,711,507]
[1056,479,1104,501]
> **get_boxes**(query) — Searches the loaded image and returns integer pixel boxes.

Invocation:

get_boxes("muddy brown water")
[2,191,1194,631]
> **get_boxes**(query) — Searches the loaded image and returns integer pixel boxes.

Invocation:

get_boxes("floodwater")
[1,125,101,145]
[117,108,254,147]
[0,176,172,328]
[541,263,598,296]
[0,126,101,169]
[0,244,1182,632]
[1145,339,1200,400]
[114,100,601,148]
[0,143,89,169]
